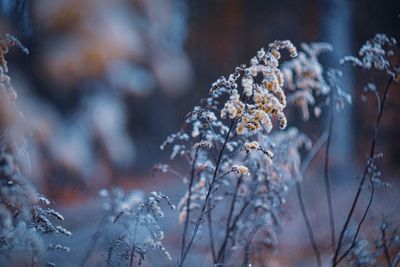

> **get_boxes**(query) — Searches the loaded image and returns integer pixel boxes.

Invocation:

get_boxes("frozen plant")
[284,35,398,267]
[159,40,300,266]
[0,34,70,267]
[332,34,399,266]
[342,220,400,267]
[106,190,175,267]
[80,188,145,266]
[281,41,354,266]
[220,128,311,266]
[340,33,399,79]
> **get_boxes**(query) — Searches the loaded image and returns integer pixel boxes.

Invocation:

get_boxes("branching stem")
[332,77,394,266]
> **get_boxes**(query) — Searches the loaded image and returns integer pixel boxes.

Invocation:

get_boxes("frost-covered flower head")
[216,40,297,134]
[282,42,352,120]
[282,42,333,120]
[340,33,399,79]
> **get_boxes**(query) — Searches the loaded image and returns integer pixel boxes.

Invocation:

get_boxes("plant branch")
[216,191,255,263]
[324,112,336,250]
[215,175,243,263]
[335,181,375,263]
[179,119,236,267]
[80,213,108,267]
[296,182,322,267]
[180,147,200,261]
[332,77,394,266]
[294,131,328,267]
[207,200,217,261]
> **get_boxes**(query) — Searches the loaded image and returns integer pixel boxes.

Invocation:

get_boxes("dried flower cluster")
[282,42,352,120]
[1,28,398,267]
[340,33,399,79]
[217,41,297,134]
[157,40,322,266]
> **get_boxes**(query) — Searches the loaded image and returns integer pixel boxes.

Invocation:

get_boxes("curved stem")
[180,147,200,260]
[216,192,255,263]
[179,119,236,267]
[296,182,322,267]
[332,77,393,266]
[207,201,217,261]
[80,213,108,267]
[324,113,336,250]
[215,175,243,263]
[295,131,328,267]
[335,181,375,263]
[129,219,139,267]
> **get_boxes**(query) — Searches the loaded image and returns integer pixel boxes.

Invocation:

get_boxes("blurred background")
[0,0,399,266]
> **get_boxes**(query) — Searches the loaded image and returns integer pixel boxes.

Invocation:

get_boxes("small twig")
[216,175,243,263]
[215,170,234,182]
[227,132,237,143]
[365,69,381,114]
[204,117,222,151]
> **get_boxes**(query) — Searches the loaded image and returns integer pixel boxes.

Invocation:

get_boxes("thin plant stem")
[215,175,243,263]
[242,225,259,266]
[300,130,329,174]
[296,182,322,267]
[324,112,336,250]
[332,77,394,266]
[180,147,200,260]
[295,131,328,267]
[207,200,217,261]
[335,182,375,263]
[216,191,255,263]
[129,219,139,267]
[179,119,236,267]
[393,252,400,267]
[80,213,108,267]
